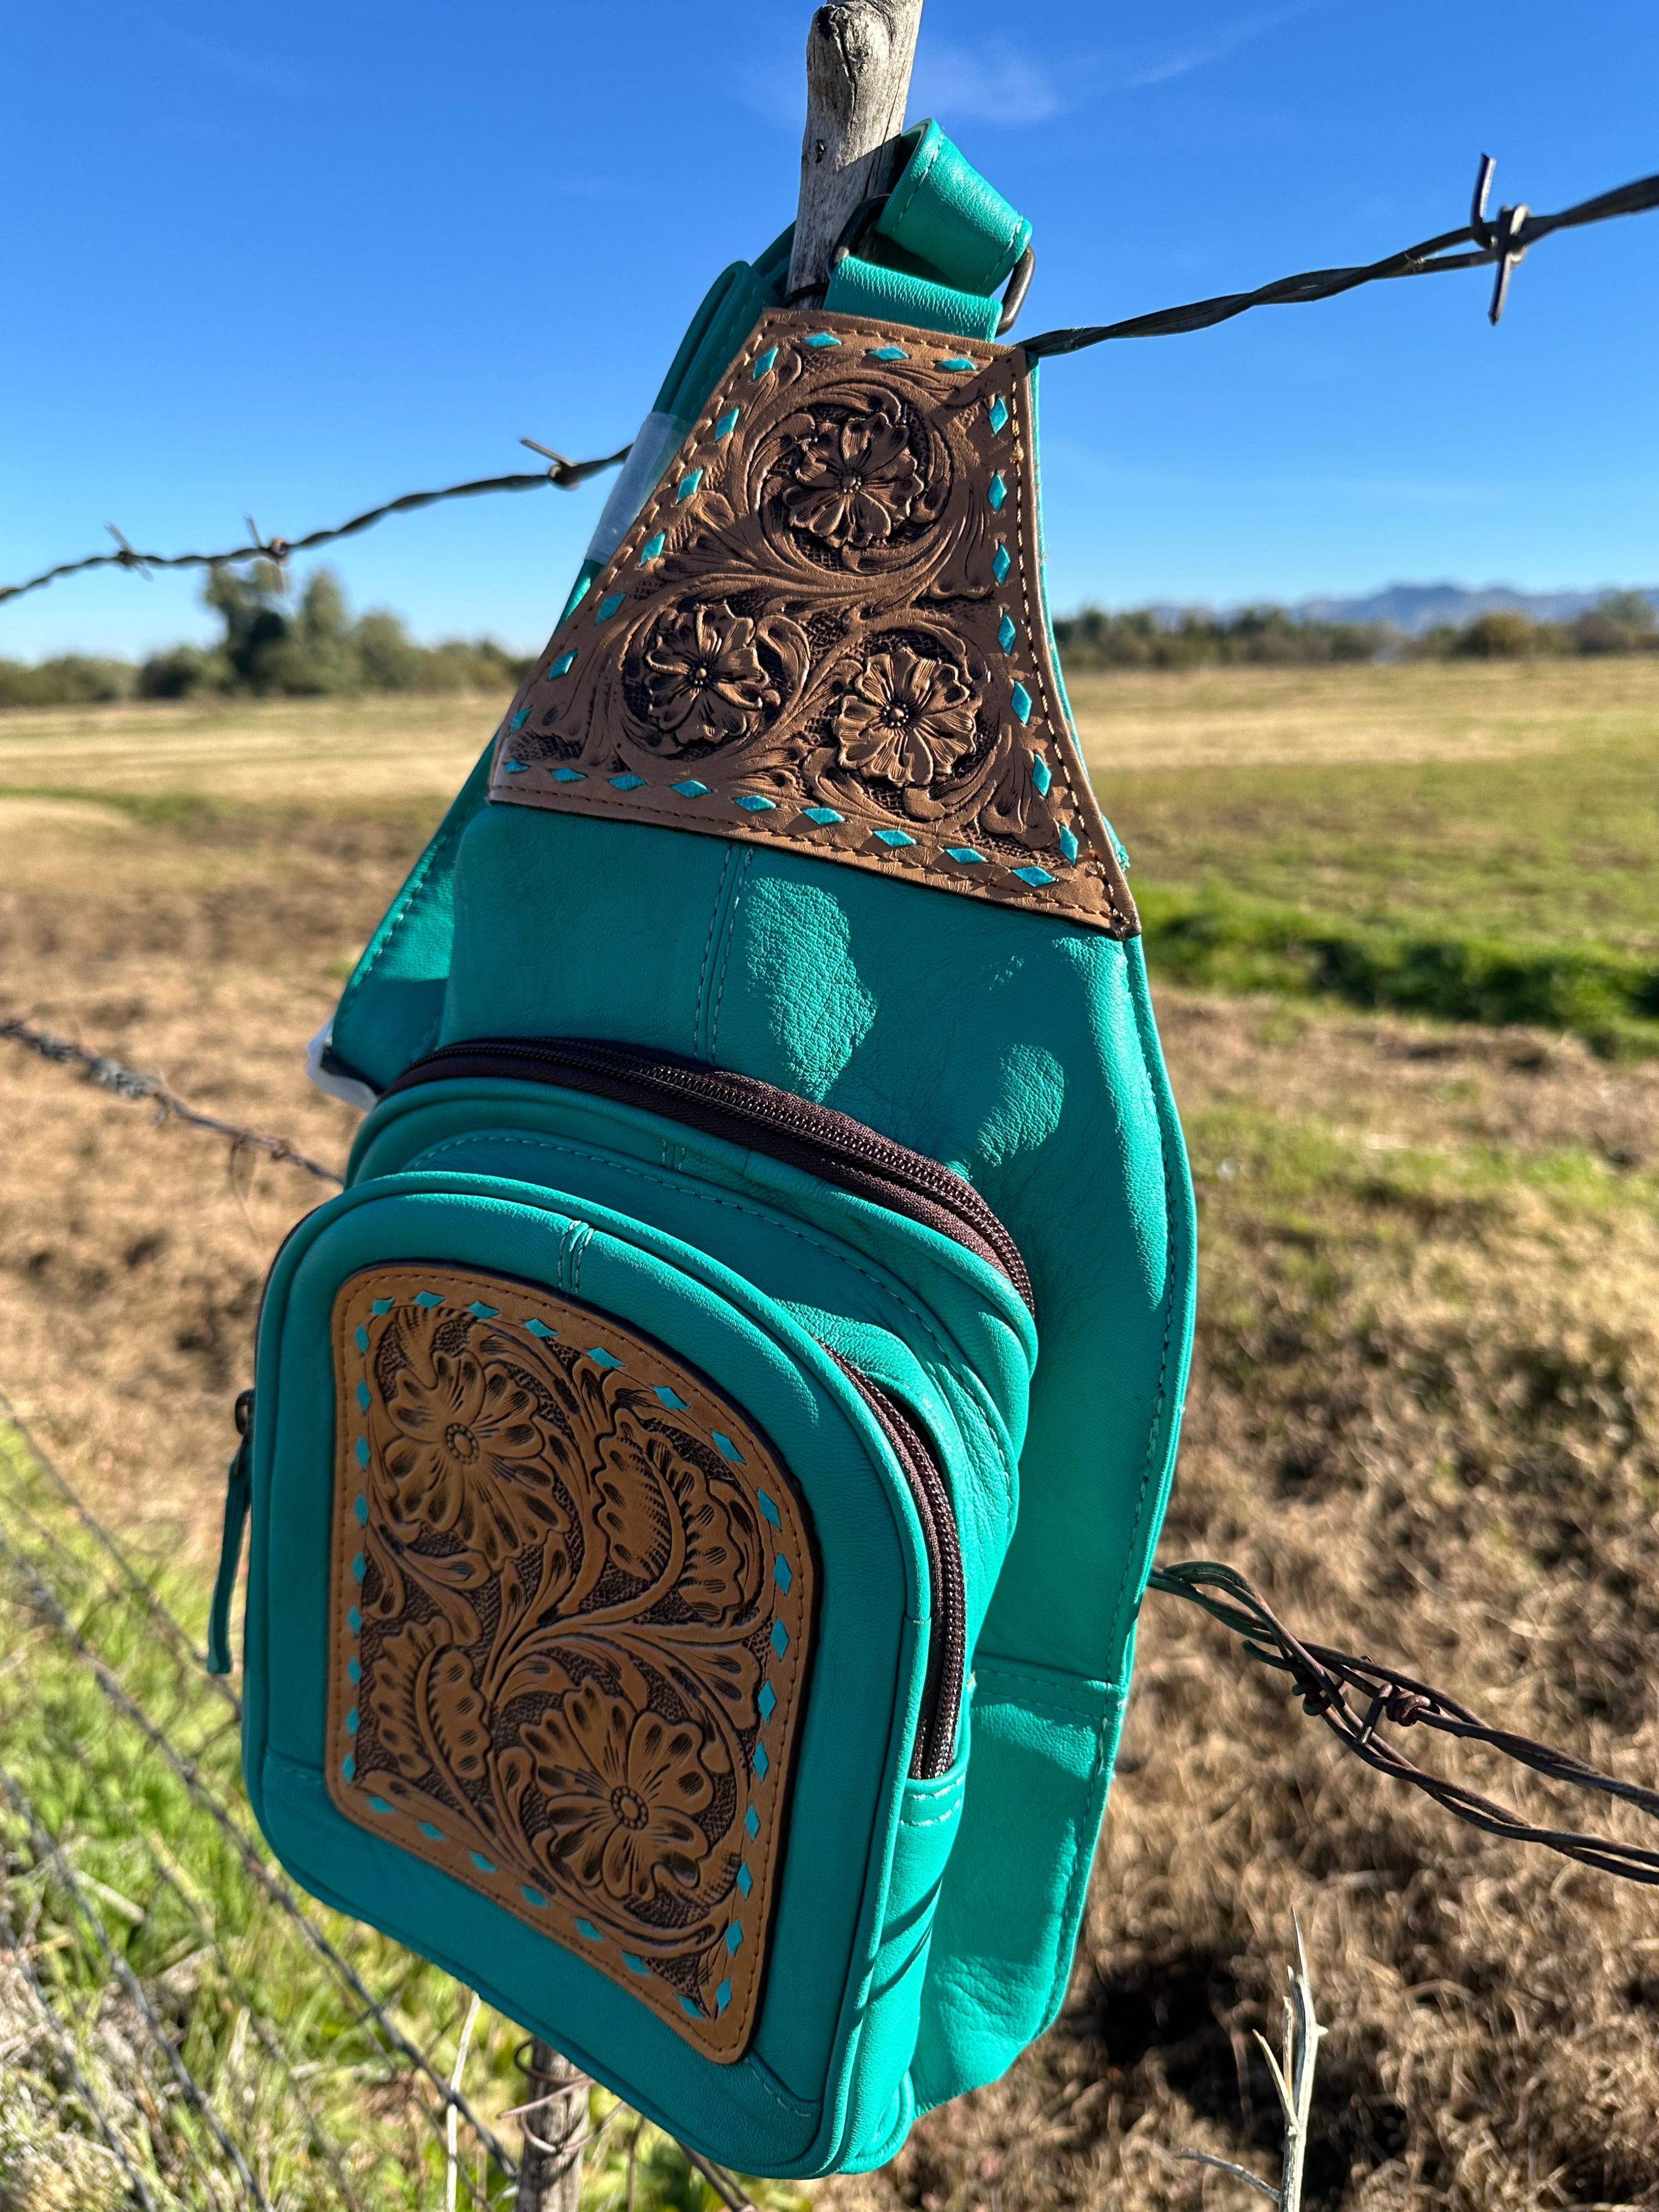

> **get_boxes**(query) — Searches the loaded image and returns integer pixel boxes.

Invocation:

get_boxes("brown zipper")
[382,1036,1034,1316]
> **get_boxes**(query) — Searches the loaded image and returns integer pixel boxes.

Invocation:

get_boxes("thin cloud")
[1127,3,1324,89]
[910,41,1064,127]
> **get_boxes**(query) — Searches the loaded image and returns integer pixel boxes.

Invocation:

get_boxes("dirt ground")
[3,694,1659,2210]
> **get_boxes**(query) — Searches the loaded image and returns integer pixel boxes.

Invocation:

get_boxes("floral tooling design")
[329,1268,814,2063]
[786,402,923,556]
[491,308,1137,935]
[834,647,978,788]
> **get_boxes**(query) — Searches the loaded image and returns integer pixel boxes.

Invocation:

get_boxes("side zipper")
[828,1352,966,1782]
[207,1389,255,1677]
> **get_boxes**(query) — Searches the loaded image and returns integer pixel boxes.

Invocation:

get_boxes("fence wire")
[4,153,1656,613]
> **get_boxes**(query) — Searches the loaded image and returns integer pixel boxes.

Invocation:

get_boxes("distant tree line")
[4,573,1656,709]
[0,563,533,709]
[1052,591,1659,670]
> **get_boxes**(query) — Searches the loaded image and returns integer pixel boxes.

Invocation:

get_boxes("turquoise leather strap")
[823,120,1031,340]
[822,252,1001,340]
[207,1427,251,1675]
[877,119,1032,294]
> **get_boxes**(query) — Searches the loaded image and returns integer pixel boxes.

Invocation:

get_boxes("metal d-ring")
[996,243,1036,335]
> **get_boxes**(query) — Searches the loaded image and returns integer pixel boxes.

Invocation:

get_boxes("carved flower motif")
[833,648,979,787]
[526,1681,713,1903]
[592,1412,678,1584]
[379,1346,563,1569]
[786,407,922,550]
[643,604,777,747]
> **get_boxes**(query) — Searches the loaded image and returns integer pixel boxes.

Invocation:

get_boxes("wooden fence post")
[787,0,924,301]
[513,2040,588,2212]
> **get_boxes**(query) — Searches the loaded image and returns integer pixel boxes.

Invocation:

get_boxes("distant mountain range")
[1142,584,1659,636]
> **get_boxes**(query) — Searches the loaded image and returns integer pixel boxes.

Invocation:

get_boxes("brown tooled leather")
[490,308,1137,934]
[326,1266,815,2063]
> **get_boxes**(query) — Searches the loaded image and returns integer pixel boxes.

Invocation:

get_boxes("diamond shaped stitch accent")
[947,845,985,864]
[548,650,576,677]
[712,1431,745,1463]
[774,1554,793,1593]
[1014,865,1056,886]
[656,1385,689,1409]
[989,394,1010,435]
[610,773,644,790]
[936,356,976,370]
[595,592,626,622]
[758,1680,776,1722]
[672,779,709,797]
[676,469,703,502]
[1059,824,1080,862]
[715,407,740,439]
[752,346,778,380]
[874,827,914,848]
[510,707,529,730]
[998,611,1017,653]
[733,793,776,812]
[867,345,909,360]
[586,1346,624,1370]
[524,1318,556,1338]
[1010,681,1032,724]
[551,768,585,783]
[752,1740,769,1778]
[988,472,1007,511]
[638,532,665,565]
[502,758,528,774]
[803,805,843,824]
[737,1861,753,1897]
[991,541,1011,582]
[744,1804,760,1838]
[771,1620,789,1657]
[806,331,841,347]
[1030,753,1052,795]
[756,1488,781,1526]
[725,1922,743,1953]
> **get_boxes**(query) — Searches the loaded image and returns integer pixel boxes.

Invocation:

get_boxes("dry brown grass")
[3,692,1658,2208]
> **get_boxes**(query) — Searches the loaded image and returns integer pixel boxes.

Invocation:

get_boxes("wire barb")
[1021,153,1659,357]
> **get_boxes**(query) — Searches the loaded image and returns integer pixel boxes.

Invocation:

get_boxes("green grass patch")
[0,1425,805,2210]
[1138,884,1659,1057]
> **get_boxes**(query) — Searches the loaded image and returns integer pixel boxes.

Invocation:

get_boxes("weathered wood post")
[513,16,923,2205]
[513,2040,588,2212]
[787,0,924,300]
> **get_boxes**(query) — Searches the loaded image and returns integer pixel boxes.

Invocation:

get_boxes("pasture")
[1,662,1657,2207]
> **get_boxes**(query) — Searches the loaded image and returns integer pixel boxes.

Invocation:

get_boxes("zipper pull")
[207,1389,255,1677]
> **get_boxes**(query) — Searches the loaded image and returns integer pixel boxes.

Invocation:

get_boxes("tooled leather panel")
[489,308,1136,935]
[326,1266,815,2063]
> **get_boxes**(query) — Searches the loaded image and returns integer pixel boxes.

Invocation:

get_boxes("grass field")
[2,668,1658,2208]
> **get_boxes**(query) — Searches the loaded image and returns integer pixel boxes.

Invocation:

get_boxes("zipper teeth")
[827,1352,965,1783]
[391,1038,1034,1314]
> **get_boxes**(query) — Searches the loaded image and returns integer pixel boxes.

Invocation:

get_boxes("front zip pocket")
[381,1035,1034,1315]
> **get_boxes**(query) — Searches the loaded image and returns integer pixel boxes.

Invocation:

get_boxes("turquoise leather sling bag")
[211,122,1197,2177]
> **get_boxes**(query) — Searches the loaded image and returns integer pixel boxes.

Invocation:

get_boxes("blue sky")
[4,1,1655,658]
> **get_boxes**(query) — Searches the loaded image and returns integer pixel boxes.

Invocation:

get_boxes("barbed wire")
[1149,1559,1659,1885]
[5,154,1655,616]
[0,438,631,610]
[1023,154,1659,355]
[0,1018,344,1186]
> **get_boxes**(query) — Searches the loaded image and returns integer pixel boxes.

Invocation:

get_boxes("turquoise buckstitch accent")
[752,346,778,380]
[936,357,977,371]
[805,331,840,347]
[714,407,740,439]
[802,805,842,824]
[1059,824,1080,862]
[400,1133,1020,1516]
